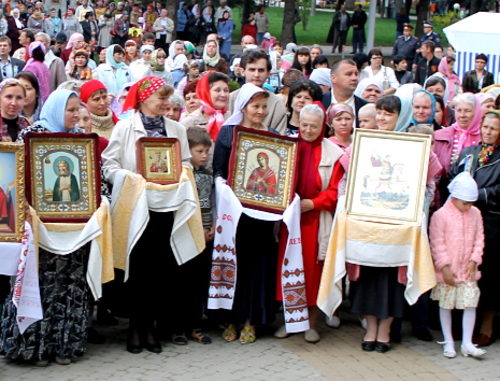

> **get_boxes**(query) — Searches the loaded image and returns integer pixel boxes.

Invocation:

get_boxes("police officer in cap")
[420,21,441,47]
[392,24,419,68]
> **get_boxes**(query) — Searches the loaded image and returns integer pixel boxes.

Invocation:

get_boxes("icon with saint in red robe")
[245,152,277,195]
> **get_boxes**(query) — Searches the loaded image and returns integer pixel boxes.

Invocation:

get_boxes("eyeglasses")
[371,56,383,60]
[157,55,166,58]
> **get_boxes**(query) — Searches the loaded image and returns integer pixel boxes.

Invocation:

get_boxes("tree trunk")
[346,0,355,11]
[311,0,316,17]
[415,0,430,37]
[167,0,181,39]
[404,0,412,16]
[281,0,297,45]
[242,1,253,28]
[394,0,403,14]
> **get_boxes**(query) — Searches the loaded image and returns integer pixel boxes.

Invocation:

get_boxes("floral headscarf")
[197,71,228,141]
[122,75,167,112]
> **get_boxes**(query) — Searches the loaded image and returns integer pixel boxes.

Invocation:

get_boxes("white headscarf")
[203,39,221,67]
[448,172,478,202]
[354,77,383,99]
[167,40,187,70]
[230,57,241,73]
[309,68,332,88]
[223,83,265,127]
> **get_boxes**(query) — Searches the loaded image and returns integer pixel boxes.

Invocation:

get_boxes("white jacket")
[102,111,191,185]
[153,17,174,43]
[93,63,131,95]
[317,139,344,260]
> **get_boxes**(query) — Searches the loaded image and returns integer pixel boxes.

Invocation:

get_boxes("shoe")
[390,330,402,343]
[87,327,105,344]
[361,341,376,351]
[375,341,391,353]
[274,325,289,339]
[350,51,356,54]
[55,356,71,365]
[172,332,188,345]
[222,324,237,342]
[473,334,492,347]
[461,344,486,358]
[437,341,456,358]
[34,358,49,367]
[190,329,212,344]
[325,315,340,328]
[126,342,142,354]
[96,307,119,326]
[304,329,320,343]
[145,341,162,354]
[239,326,256,344]
[412,327,433,342]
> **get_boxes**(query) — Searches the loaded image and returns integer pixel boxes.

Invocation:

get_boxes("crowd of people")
[0,0,498,369]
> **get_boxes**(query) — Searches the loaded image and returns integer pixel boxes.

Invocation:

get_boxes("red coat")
[241,24,257,43]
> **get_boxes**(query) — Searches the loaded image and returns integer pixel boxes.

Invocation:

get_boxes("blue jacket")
[177,2,188,32]
[217,19,234,41]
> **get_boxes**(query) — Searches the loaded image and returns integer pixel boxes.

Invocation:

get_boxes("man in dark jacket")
[350,4,367,54]
[462,54,494,94]
[323,58,368,129]
[80,11,98,43]
[415,40,441,86]
[392,24,419,68]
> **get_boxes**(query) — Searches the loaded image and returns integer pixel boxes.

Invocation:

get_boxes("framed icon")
[136,137,182,185]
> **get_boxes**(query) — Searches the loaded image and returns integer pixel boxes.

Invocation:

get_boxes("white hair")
[36,32,51,45]
[454,92,476,108]
[169,91,185,108]
[300,104,324,125]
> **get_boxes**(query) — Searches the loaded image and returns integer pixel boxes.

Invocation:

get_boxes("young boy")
[358,103,378,130]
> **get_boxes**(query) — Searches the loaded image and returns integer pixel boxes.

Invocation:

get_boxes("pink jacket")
[429,198,484,283]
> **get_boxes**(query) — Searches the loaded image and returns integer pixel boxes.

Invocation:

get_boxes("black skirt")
[350,266,405,320]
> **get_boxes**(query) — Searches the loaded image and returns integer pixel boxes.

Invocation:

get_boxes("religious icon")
[136,137,182,185]
[228,126,298,214]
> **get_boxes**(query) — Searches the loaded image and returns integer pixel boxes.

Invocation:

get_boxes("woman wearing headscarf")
[476,93,496,116]
[181,71,230,169]
[113,11,130,47]
[62,8,82,41]
[434,93,483,176]
[448,111,500,348]
[327,102,355,150]
[212,83,279,344]
[27,6,45,33]
[274,102,344,343]
[23,42,51,103]
[354,78,384,104]
[15,71,43,124]
[67,48,93,81]
[124,40,140,66]
[438,56,461,104]
[109,81,134,118]
[404,90,441,131]
[94,44,131,96]
[80,79,119,141]
[147,48,173,85]
[167,40,188,87]
[2,90,89,366]
[200,38,229,75]
[217,10,234,60]
[61,32,84,64]
[130,45,155,83]
[0,79,30,142]
[102,76,191,354]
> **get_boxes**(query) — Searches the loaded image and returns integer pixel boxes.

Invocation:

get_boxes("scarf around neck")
[197,71,227,141]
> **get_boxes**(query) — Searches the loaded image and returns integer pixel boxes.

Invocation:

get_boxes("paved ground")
[1,305,498,381]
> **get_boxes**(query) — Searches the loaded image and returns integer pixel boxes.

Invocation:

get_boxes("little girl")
[429,172,486,358]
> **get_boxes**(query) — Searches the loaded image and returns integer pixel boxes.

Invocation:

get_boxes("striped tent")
[444,12,500,83]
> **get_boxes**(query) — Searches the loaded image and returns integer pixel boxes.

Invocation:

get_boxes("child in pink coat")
[429,172,486,359]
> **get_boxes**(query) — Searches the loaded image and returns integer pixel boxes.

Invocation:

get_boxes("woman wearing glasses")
[362,48,399,96]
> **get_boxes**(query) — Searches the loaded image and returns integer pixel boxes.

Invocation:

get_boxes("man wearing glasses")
[463,54,494,94]
[0,36,24,82]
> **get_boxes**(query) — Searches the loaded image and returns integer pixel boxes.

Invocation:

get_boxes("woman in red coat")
[275,101,344,343]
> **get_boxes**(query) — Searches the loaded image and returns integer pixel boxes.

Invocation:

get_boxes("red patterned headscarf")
[196,71,228,141]
[122,76,167,112]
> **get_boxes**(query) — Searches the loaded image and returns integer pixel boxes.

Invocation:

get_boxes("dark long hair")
[291,47,312,77]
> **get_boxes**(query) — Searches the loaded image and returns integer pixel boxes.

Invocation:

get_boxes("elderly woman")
[434,93,483,175]
[200,39,229,75]
[286,79,323,137]
[23,41,50,102]
[327,103,354,150]
[80,79,118,140]
[1,90,88,366]
[167,40,188,87]
[275,102,344,343]
[94,45,131,96]
[0,79,30,142]
[165,92,184,122]
[448,111,500,348]
[212,83,279,344]
[102,76,191,354]
[130,45,155,83]
[354,78,384,103]
[16,71,43,123]
[476,93,496,116]
[62,8,81,41]
[181,71,230,169]
[408,90,441,131]
[362,49,399,95]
